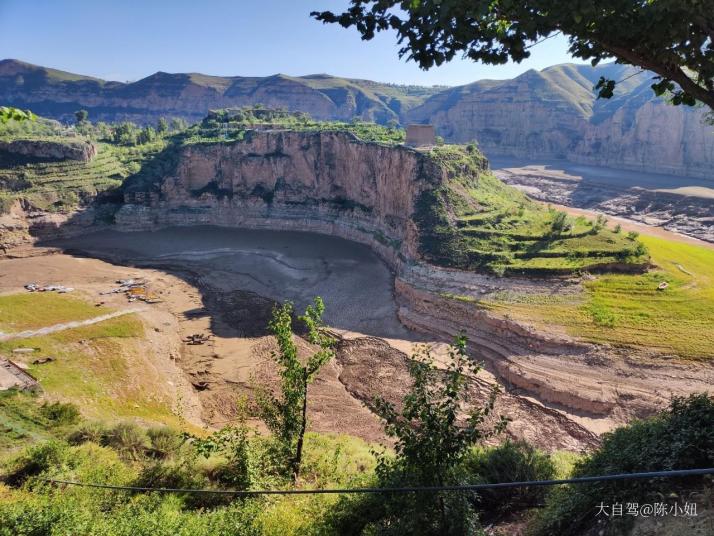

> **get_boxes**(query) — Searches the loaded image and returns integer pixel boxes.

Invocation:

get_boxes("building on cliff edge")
[405,124,436,147]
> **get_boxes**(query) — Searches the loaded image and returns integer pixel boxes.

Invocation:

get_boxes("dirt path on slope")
[0,307,146,341]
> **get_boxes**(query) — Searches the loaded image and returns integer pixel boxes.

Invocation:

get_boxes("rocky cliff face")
[119,131,445,266]
[0,139,96,162]
[405,64,714,179]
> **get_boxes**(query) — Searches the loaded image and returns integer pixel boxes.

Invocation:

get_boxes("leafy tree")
[74,109,89,124]
[112,121,139,145]
[532,394,714,536]
[550,211,568,234]
[157,117,169,134]
[339,336,508,535]
[169,117,188,132]
[313,1,714,110]
[0,106,36,123]
[137,125,157,145]
[255,297,335,482]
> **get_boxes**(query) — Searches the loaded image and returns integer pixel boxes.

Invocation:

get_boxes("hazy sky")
[0,0,585,86]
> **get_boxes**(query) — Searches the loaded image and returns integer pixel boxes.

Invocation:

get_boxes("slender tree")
[74,109,89,124]
[256,297,335,481]
[326,335,508,535]
[157,117,169,135]
[313,1,714,110]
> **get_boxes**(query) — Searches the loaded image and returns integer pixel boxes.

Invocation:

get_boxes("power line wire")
[36,467,714,497]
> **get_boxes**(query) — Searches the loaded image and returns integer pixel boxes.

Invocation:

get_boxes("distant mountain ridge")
[0,59,440,125]
[1,59,712,178]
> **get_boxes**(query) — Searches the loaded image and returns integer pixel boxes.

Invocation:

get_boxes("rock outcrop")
[0,139,96,162]
[120,130,445,267]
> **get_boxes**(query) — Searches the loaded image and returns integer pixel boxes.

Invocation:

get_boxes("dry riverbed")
[1,223,711,452]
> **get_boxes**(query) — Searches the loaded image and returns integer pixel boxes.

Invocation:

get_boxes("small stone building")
[405,124,436,147]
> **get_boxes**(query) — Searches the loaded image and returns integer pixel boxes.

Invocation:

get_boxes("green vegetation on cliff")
[414,145,648,275]
[482,234,714,359]
[182,107,406,145]
[0,139,166,214]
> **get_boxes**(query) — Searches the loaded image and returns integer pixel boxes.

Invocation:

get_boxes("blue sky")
[0,0,584,86]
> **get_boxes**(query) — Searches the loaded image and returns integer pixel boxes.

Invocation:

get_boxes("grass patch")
[0,292,110,332]
[482,235,714,359]
[0,300,183,426]
[0,391,55,452]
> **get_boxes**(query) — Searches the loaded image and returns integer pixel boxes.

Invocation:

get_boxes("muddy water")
[52,226,411,339]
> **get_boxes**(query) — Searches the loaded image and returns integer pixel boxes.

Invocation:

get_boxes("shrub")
[550,211,568,234]
[462,440,555,522]
[67,421,109,445]
[102,423,150,460]
[530,394,714,536]
[39,401,80,426]
[147,427,185,459]
[1,440,69,486]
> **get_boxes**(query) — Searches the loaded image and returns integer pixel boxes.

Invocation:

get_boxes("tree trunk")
[292,370,309,482]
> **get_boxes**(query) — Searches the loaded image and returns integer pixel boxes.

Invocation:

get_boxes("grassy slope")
[0,293,183,426]
[0,138,165,213]
[0,293,110,332]
[0,391,56,451]
[482,235,714,359]
[415,145,647,275]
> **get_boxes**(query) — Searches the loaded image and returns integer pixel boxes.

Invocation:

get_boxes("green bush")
[1,440,69,487]
[67,421,110,445]
[530,394,714,536]
[39,401,80,427]
[462,440,555,521]
[102,423,150,460]
[147,427,185,459]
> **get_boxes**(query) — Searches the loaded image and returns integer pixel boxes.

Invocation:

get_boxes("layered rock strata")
[111,130,712,427]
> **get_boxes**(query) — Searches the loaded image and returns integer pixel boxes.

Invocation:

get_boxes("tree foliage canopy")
[255,297,335,481]
[367,336,508,534]
[312,0,714,110]
[0,106,36,124]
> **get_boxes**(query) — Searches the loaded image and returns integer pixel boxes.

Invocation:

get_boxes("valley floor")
[1,218,712,454]
[491,157,714,244]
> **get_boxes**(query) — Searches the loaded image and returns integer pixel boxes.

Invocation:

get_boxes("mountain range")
[1,59,712,178]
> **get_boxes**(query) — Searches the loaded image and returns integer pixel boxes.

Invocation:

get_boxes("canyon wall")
[8,128,705,425]
[405,65,714,179]
[119,130,446,267]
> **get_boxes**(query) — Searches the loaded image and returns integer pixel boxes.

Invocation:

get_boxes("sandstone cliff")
[120,130,444,266]
[405,64,714,179]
